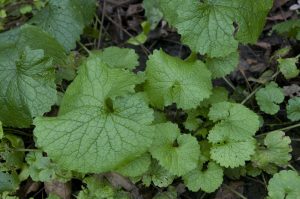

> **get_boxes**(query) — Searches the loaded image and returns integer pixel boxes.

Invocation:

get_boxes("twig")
[244,176,266,186]
[264,121,295,127]
[272,123,300,132]
[14,148,42,152]
[288,164,298,172]
[104,14,150,55]
[222,76,236,91]
[97,0,106,49]
[3,128,32,136]
[223,184,247,199]
[241,85,262,105]
[239,68,252,91]
[200,193,206,199]
[241,70,280,105]
[117,8,124,40]
[256,123,300,137]
[77,41,91,54]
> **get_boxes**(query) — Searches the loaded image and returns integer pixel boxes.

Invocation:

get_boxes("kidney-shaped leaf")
[0,47,57,127]
[34,55,154,173]
[158,0,273,57]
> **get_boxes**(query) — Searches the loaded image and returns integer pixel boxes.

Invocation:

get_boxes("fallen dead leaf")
[104,172,142,199]
[24,181,41,197]
[126,4,143,16]
[45,181,71,199]
[283,84,300,97]
[267,11,293,21]
[273,0,290,9]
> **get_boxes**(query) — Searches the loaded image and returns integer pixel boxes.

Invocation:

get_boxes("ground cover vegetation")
[0,0,300,198]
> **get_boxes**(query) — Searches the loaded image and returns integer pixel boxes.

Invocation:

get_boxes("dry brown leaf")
[45,181,71,199]
[283,84,300,97]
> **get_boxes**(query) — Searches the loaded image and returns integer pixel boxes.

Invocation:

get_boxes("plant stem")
[97,0,106,49]
[273,123,300,132]
[288,164,297,172]
[14,148,41,152]
[200,193,206,199]
[223,184,247,199]
[291,138,300,141]
[241,70,280,105]
[256,123,300,137]
[265,121,295,127]
[3,128,32,136]
[222,77,236,91]
[104,14,151,55]
[241,85,262,105]
[77,41,91,54]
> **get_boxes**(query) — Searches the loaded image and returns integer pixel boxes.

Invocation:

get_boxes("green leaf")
[206,51,239,78]
[201,87,229,108]
[73,0,97,25]
[224,166,247,180]
[24,151,72,183]
[30,0,96,51]
[252,131,292,174]
[208,102,259,168]
[198,141,211,164]
[183,161,223,193]
[1,192,18,199]
[287,97,300,121]
[278,57,300,79]
[143,0,163,29]
[272,19,300,40]
[0,172,19,192]
[127,21,150,45]
[255,82,284,115]
[0,134,25,170]
[3,134,24,149]
[150,122,200,176]
[34,55,154,173]
[25,152,56,182]
[208,102,260,142]
[158,0,273,57]
[58,56,143,115]
[0,25,67,65]
[153,186,177,199]
[142,160,175,188]
[19,5,32,14]
[78,176,130,199]
[46,194,61,199]
[0,9,6,18]
[93,47,139,70]
[116,153,151,177]
[145,49,212,109]
[210,139,256,168]
[0,47,57,127]
[246,164,262,177]
[267,170,300,199]
[184,109,204,131]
